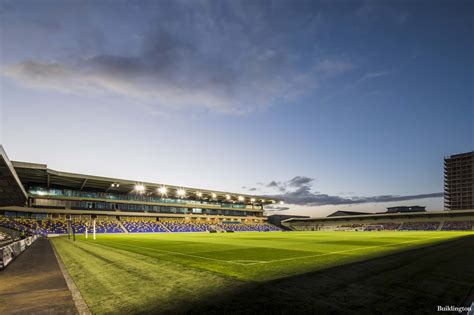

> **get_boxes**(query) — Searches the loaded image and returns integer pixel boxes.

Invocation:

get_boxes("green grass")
[51,231,474,314]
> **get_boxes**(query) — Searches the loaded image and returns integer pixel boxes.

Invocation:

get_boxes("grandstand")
[0,216,281,236]
[3,145,473,235]
[0,145,282,234]
[1,145,474,315]
[283,209,474,231]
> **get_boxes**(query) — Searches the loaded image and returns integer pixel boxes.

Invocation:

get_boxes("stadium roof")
[11,160,279,205]
[0,146,28,207]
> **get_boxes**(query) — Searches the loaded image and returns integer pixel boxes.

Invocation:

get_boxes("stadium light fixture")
[250,198,256,203]
[238,196,244,202]
[196,191,203,197]
[135,184,145,192]
[211,193,217,199]
[177,189,186,197]
[158,186,167,195]
[279,201,284,205]
[226,194,231,200]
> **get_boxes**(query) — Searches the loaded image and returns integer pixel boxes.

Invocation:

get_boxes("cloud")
[355,2,411,25]
[261,176,443,206]
[1,1,355,114]
[363,71,390,80]
[261,176,314,193]
[243,186,257,191]
[266,181,280,188]
[269,187,443,206]
[346,70,390,90]
[315,58,354,77]
[287,176,314,187]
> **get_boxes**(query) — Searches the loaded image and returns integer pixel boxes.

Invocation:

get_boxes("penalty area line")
[249,236,453,265]
[83,235,454,267]
[97,240,251,265]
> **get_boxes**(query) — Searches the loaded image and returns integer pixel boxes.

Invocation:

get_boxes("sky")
[0,0,472,217]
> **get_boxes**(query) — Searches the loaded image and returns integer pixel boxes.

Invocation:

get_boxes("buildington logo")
[437,305,472,313]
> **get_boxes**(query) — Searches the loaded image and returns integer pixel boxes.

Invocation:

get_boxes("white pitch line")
[250,236,452,265]
[99,241,250,265]
[89,235,453,267]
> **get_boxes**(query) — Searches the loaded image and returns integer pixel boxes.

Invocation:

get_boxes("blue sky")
[0,0,472,216]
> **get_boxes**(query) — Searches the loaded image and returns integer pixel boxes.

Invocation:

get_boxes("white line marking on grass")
[98,241,251,265]
[252,236,452,265]
[230,260,267,264]
[86,235,455,267]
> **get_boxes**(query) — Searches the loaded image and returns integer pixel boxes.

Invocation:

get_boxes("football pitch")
[52,231,474,314]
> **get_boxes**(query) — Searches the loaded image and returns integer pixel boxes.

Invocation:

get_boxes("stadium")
[1,145,474,314]
[1,1,473,314]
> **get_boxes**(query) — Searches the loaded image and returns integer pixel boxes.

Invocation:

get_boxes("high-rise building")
[444,151,474,210]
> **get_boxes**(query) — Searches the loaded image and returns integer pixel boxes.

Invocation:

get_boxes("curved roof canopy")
[11,160,279,205]
[0,146,28,207]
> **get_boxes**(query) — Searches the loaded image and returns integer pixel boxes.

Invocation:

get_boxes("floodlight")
[238,196,244,201]
[111,183,115,187]
[279,201,284,205]
[135,184,145,192]
[211,193,217,199]
[226,194,231,200]
[158,186,168,195]
[250,198,256,202]
[177,189,186,196]
[116,184,120,187]
[196,191,203,197]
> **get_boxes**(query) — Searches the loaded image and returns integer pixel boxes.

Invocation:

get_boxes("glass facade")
[29,187,261,210]
[29,186,262,217]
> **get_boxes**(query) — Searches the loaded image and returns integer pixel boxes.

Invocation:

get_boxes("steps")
[157,221,171,232]
[437,221,444,231]
[117,221,129,234]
